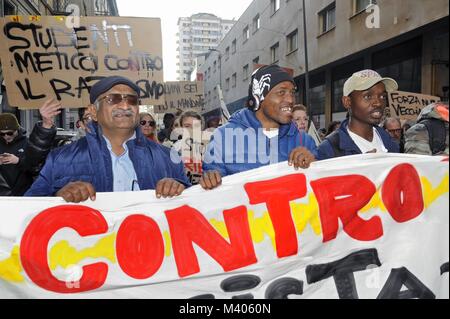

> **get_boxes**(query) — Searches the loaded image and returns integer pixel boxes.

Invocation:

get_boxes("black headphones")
[246,65,272,112]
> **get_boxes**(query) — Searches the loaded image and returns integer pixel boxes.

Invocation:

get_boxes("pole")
[302,0,312,129]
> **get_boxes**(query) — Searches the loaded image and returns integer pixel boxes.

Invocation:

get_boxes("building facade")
[0,0,119,133]
[177,13,235,81]
[199,0,449,129]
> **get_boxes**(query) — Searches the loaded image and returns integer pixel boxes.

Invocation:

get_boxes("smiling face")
[256,81,296,128]
[343,82,388,127]
[88,84,140,134]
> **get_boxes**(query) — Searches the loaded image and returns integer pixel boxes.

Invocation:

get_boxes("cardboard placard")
[386,91,441,121]
[0,15,164,109]
[154,81,205,114]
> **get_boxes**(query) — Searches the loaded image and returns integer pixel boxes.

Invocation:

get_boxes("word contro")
[20,163,427,293]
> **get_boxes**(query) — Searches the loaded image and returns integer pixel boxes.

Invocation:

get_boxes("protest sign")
[0,15,164,108]
[154,81,204,114]
[386,91,441,121]
[0,154,448,298]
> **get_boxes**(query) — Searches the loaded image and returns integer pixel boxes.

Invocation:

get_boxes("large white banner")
[0,154,448,299]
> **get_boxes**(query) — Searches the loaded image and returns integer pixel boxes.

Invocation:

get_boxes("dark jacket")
[203,108,318,177]
[0,123,56,196]
[25,122,190,196]
[317,119,400,160]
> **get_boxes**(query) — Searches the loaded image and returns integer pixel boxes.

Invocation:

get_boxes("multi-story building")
[177,13,235,81]
[199,0,449,129]
[0,0,119,132]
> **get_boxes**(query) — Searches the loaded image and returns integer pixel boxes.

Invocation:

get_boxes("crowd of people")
[0,66,448,201]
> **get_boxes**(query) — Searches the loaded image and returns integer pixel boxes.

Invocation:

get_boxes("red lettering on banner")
[116,215,164,279]
[310,175,383,242]
[382,164,424,223]
[165,205,256,278]
[20,205,109,293]
[244,174,307,258]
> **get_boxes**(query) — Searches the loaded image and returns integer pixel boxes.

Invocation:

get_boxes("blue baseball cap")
[89,76,140,104]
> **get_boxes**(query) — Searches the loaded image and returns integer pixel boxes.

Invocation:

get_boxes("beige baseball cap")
[343,69,398,97]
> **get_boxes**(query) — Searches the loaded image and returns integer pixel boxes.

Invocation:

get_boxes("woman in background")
[139,112,158,143]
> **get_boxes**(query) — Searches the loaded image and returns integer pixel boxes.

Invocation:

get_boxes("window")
[225,47,230,60]
[271,0,281,15]
[4,0,16,15]
[243,25,250,42]
[225,78,230,91]
[232,39,237,54]
[243,64,249,80]
[253,56,260,66]
[373,37,422,94]
[213,61,217,73]
[287,29,298,54]
[253,14,260,33]
[354,0,377,14]
[232,73,237,87]
[319,2,336,34]
[271,42,279,63]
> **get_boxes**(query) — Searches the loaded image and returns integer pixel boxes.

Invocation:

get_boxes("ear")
[87,104,98,121]
[342,96,352,111]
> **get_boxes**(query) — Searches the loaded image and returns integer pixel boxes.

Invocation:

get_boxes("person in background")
[405,102,449,156]
[292,104,308,131]
[0,99,59,196]
[157,113,176,143]
[139,112,158,143]
[382,117,402,144]
[25,76,190,202]
[325,121,341,137]
[317,70,400,160]
[206,116,221,132]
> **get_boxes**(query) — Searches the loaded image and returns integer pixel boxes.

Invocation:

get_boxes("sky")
[116,0,254,81]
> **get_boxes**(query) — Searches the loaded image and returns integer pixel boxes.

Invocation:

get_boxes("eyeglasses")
[97,94,140,106]
[0,131,15,137]
[140,120,156,127]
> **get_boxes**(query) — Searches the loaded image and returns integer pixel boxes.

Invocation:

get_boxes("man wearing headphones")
[200,64,317,190]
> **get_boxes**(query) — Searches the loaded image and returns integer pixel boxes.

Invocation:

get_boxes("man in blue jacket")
[317,70,400,160]
[26,76,190,202]
[200,64,317,190]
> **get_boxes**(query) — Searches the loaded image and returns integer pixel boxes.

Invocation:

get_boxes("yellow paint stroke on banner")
[163,231,172,257]
[361,189,387,213]
[0,246,24,283]
[211,210,276,249]
[48,233,116,271]
[422,174,449,209]
[291,193,322,235]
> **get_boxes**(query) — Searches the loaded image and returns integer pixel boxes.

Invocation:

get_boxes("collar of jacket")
[236,108,297,138]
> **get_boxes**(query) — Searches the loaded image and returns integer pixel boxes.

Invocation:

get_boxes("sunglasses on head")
[0,131,15,137]
[140,120,156,127]
[97,93,140,106]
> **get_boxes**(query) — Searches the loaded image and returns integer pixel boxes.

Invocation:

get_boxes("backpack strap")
[326,131,344,158]
[420,119,446,155]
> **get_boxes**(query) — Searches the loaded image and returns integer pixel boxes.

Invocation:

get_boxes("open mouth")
[370,109,383,119]
[280,106,293,114]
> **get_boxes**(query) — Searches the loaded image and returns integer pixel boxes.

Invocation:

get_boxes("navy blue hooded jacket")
[25,122,190,196]
[317,119,400,160]
[202,108,318,177]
